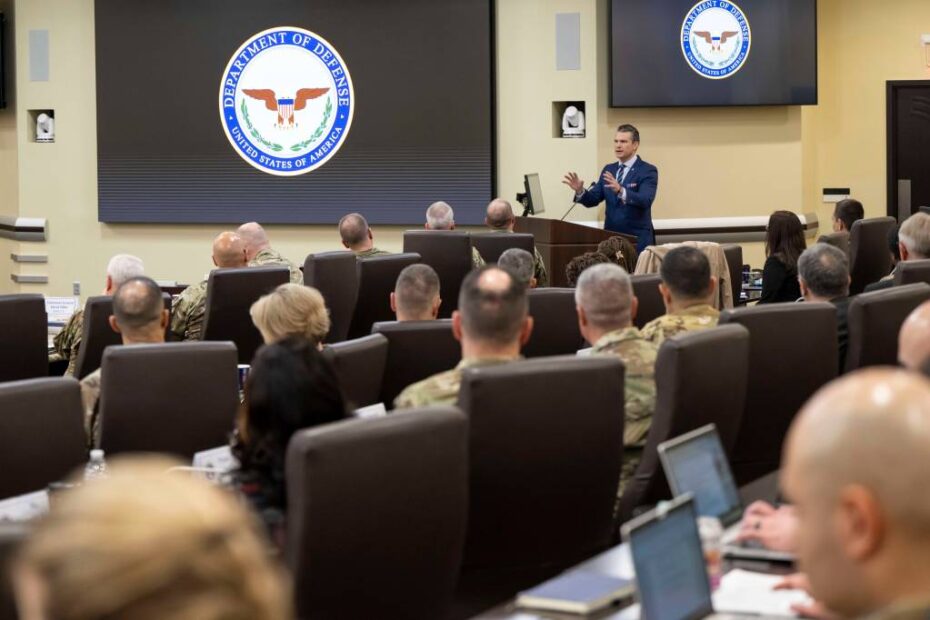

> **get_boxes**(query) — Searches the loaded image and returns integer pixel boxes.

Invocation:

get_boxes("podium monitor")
[518,173,545,216]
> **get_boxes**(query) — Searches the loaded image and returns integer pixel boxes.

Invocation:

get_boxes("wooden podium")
[514,217,637,287]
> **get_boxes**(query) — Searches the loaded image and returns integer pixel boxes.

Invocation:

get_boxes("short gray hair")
[899,212,930,259]
[394,264,440,317]
[798,243,850,299]
[338,213,369,247]
[574,263,633,330]
[106,254,145,287]
[426,201,455,230]
[498,248,534,287]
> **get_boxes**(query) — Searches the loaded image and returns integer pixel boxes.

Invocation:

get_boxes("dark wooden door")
[887,81,930,219]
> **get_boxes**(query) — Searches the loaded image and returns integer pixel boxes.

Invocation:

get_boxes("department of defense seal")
[681,1,751,80]
[219,27,354,176]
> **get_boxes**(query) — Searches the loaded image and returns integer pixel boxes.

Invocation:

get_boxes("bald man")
[170,232,248,341]
[899,301,930,375]
[338,213,389,258]
[236,221,302,284]
[485,198,548,286]
[777,370,930,619]
[424,201,486,269]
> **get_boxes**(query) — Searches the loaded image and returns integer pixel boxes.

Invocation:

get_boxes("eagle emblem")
[242,88,330,128]
[693,31,739,52]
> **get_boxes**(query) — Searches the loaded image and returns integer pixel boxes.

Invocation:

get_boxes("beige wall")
[5,0,930,295]
[0,0,17,293]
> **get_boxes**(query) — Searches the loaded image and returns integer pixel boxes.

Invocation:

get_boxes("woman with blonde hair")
[250,283,331,346]
[15,456,293,620]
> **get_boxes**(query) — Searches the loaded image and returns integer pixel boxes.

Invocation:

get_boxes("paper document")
[192,445,239,476]
[354,402,388,419]
[45,296,78,324]
[0,490,50,522]
[712,569,812,617]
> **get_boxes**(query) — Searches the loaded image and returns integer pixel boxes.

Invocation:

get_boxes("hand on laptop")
[736,501,799,552]
[774,573,838,619]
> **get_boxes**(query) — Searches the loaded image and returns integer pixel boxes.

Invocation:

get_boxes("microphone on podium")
[561,181,596,222]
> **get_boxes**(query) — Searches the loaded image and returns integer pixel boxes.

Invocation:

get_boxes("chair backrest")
[403,231,473,318]
[321,334,389,409]
[371,320,460,406]
[818,231,850,256]
[845,283,930,372]
[849,217,897,294]
[719,244,744,307]
[719,303,838,485]
[202,267,289,363]
[615,325,750,521]
[347,253,421,340]
[98,342,238,458]
[0,295,47,382]
[303,251,359,343]
[631,274,665,329]
[0,378,86,499]
[894,259,930,287]
[523,288,584,357]
[286,407,468,620]
[470,232,535,264]
[458,356,625,571]
[0,523,27,620]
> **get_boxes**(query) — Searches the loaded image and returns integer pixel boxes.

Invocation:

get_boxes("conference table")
[472,472,789,619]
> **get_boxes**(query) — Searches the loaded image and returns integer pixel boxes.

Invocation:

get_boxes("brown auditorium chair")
[403,230,473,318]
[0,523,27,620]
[615,325,750,523]
[523,288,584,357]
[849,217,897,294]
[0,294,47,382]
[0,378,86,499]
[470,232,535,264]
[845,283,930,372]
[894,258,930,286]
[286,407,468,620]
[202,266,289,363]
[631,274,665,329]
[720,244,744,307]
[321,334,389,409]
[97,342,238,458]
[719,303,838,485]
[371,320,460,407]
[452,356,625,618]
[303,251,359,343]
[818,231,850,256]
[347,253,421,340]
[74,293,174,379]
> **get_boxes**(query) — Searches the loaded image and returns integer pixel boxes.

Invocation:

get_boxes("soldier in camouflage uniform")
[50,254,145,376]
[484,198,549,286]
[575,263,658,497]
[424,201,487,270]
[237,222,303,284]
[171,232,248,341]
[641,246,720,346]
[338,213,391,258]
[394,266,532,409]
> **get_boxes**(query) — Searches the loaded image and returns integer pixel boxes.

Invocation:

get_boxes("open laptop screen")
[659,425,743,527]
[624,496,713,620]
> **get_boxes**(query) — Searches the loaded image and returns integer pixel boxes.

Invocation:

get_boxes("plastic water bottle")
[698,516,724,590]
[84,450,109,481]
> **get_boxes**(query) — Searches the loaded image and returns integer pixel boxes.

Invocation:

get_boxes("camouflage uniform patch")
[250,247,303,284]
[472,247,486,270]
[51,309,84,377]
[355,247,391,258]
[80,368,102,448]
[393,356,516,410]
[171,280,208,341]
[641,304,720,346]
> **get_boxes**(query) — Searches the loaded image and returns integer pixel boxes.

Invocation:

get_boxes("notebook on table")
[517,571,634,615]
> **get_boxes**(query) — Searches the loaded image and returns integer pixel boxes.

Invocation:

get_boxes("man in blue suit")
[563,124,658,252]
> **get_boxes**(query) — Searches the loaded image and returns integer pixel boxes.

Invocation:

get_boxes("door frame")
[886,80,930,219]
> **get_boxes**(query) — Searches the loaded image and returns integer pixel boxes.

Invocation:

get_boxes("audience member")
[565,251,610,287]
[232,337,347,545]
[899,301,930,372]
[498,248,537,289]
[575,264,657,494]
[338,213,389,257]
[776,369,930,619]
[250,283,330,347]
[391,263,441,321]
[425,201,485,268]
[641,246,719,345]
[171,231,248,341]
[597,236,639,273]
[237,221,302,284]
[51,254,145,377]
[15,456,293,620]
[758,210,806,304]
[80,276,168,447]
[485,198,548,286]
[394,266,532,409]
[866,212,930,292]
[798,243,852,372]
[818,198,864,255]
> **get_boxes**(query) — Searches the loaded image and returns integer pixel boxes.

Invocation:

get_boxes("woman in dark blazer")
[759,211,807,304]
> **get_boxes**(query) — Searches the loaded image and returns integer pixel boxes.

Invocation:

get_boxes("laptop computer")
[658,424,794,563]
[621,495,741,620]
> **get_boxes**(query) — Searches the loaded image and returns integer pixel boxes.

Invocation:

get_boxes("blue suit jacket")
[578,158,658,252]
